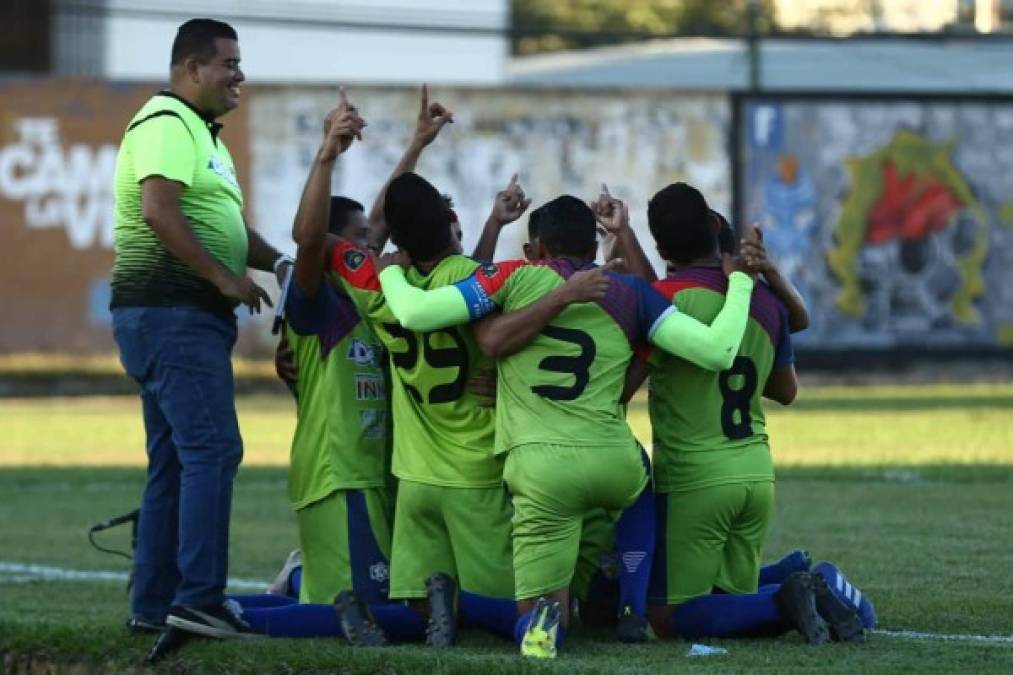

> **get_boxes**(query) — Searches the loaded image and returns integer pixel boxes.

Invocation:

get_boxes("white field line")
[3,561,1013,646]
[872,629,1013,645]
[0,562,267,591]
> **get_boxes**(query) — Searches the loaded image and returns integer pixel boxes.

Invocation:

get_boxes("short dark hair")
[171,19,238,67]
[528,195,596,258]
[647,182,715,265]
[384,172,454,261]
[328,196,364,236]
[712,209,737,255]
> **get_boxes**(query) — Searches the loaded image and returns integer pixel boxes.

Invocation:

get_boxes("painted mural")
[741,98,1013,349]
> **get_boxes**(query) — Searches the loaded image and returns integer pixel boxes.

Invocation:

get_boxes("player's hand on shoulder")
[489,174,531,227]
[320,86,367,161]
[373,249,411,273]
[559,258,623,304]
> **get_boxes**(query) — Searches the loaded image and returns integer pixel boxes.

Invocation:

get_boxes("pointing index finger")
[420,83,429,114]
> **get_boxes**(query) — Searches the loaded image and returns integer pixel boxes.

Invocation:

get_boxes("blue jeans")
[112,306,242,620]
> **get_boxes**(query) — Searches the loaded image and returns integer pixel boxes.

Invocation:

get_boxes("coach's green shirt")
[112,91,247,317]
[647,267,794,493]
[326,240,501,489]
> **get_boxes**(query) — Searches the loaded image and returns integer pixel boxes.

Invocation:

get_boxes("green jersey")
[283,282,389,510]
[327,240,500,488]
[647,266,794,493]
[454,259,675,454]
[112,91,247,318]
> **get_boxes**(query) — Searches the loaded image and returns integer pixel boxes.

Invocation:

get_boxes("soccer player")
[375,192,758,658]
[296,93,616,648]
[280,195,394,606]
[638,182,868,644]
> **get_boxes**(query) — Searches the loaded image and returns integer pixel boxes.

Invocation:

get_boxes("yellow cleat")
[520,597,561,659]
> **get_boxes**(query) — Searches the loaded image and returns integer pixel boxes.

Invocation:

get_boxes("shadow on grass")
[2,464,1011,488]
[789,395,1013,412]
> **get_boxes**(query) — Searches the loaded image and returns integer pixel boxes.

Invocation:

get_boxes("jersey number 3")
[718,356,757,439]
[383,323,468,404]
[531,325,595,401]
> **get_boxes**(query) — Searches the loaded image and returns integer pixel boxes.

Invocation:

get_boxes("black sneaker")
[811,570,866,643]
[773,572,830,645]
[145,626,190,664]
[334,590,388,646]
[424,572,458,648]
[126,616,165,634]
[165,599,260,639]
[616,605,651,643]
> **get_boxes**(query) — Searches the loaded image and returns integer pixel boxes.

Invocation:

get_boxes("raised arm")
[472,263,617,358]
[471,174,531,261]
[366,84,453,253]
[593,188,657,282]
[649,262,755,372]
[291,89,366,296]
[740,225,809,332]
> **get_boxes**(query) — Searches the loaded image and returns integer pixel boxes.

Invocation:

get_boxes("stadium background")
[4,0,1013,365]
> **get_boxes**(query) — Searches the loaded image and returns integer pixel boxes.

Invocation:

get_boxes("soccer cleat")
[145,626,190,664]
[165,599,260,639]
[773,572,830,645]
[334,590,388,646]
[782,549,813,574]
[812,561,877,630]
[265,549,302,596]
[424,572,458,648]
[616,604,651,643]
[126,616,165,634]
[810,572,866,643]
[521,597,562,659]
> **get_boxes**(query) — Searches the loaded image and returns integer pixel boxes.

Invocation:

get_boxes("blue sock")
[670,589,790,639]
[228,593,298,609]
[459,591,517,639]
[289,567,303,597]
[758,550,810,586]
[370,603,427,642]
[614,464,655,619]
[242,602,342,638]
[513,607,565,650]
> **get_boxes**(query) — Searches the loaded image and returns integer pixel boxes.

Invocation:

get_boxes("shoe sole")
[335,592,388,647]
[166,615,261,640]
[425,573,458,648]
[812,576,866,644]
[146,627,190,664]
[775,575,830,646]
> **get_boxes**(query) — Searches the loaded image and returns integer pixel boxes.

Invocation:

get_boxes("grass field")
[2,383,1013,673]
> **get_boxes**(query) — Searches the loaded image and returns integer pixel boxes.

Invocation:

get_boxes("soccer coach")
[110,18,286,638]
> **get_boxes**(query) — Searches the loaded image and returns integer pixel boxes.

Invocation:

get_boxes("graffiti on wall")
[0,81,250,354]
[250,86,731,274]
[0,117,117,250]
[741,98,1013,348]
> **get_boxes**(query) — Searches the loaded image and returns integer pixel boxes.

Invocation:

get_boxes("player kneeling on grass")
[375,190,760,658]
[630,183,875,644]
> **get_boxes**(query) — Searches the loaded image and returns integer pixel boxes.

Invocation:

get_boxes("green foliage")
[512,0,775,55]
